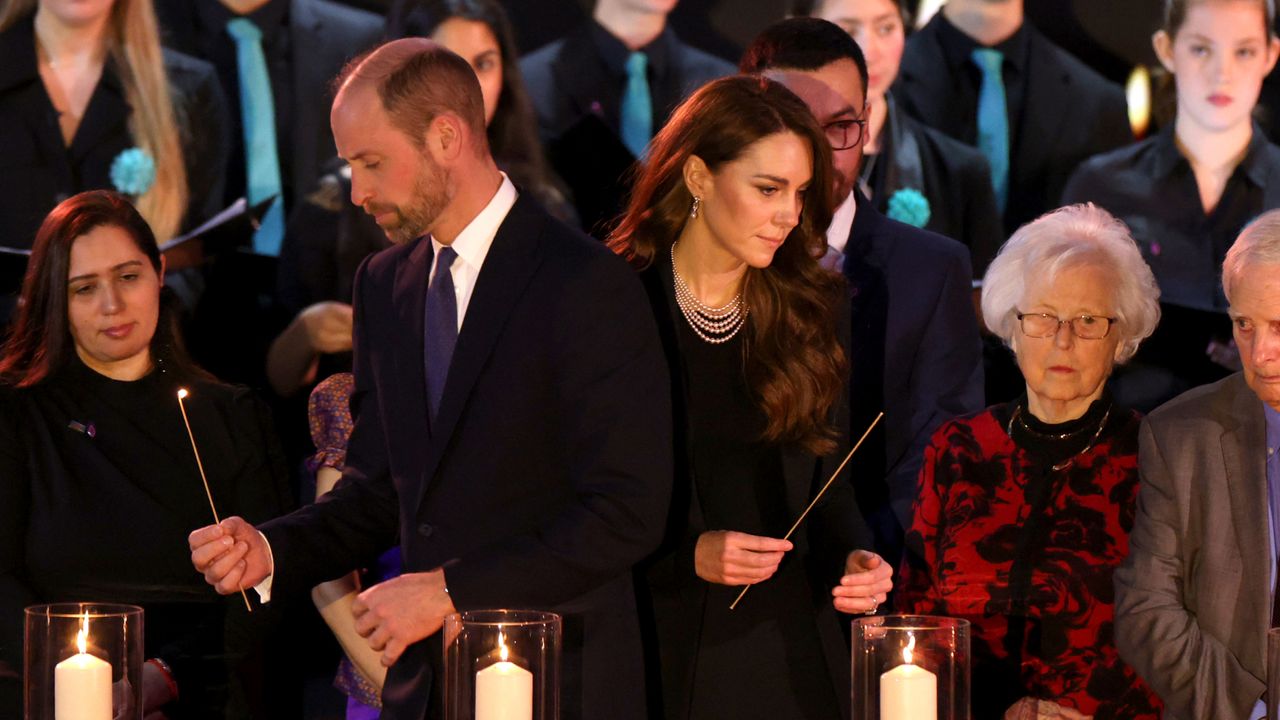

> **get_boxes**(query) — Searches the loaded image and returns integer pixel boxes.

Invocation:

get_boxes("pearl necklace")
[670,244,748,344]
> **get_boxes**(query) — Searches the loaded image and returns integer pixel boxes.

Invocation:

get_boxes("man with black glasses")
[741,17,985,577]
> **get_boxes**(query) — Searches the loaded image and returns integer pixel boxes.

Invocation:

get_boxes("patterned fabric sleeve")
[897,421,953,614]
[307,373,356,472]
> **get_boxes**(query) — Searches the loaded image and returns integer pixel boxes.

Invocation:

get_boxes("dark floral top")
[897,400,1161,720]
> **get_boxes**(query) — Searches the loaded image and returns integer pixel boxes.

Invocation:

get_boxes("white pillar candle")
[55,616,111,720]
[880,633,937,720]
[475,635,533,720]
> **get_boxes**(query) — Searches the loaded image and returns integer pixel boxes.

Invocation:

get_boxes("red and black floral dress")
[897,397,1161,720]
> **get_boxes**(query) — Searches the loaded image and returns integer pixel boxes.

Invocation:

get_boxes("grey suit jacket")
[1115,373,1270,720]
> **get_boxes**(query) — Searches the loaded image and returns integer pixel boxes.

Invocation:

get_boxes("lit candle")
[880,633,937,720]
[475,632,533,720]
[55,614,111,720]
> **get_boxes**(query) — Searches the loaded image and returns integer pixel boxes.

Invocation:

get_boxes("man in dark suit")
[894,0,1132,236]
[741,18,984,573]
[153,0,382,387]
[519,0,734,234]
[154,0,382,221]
[189,39,673,720]
[1115,210,1280,720]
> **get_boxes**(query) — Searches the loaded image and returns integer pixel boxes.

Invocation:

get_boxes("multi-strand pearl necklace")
[670,244,748,344]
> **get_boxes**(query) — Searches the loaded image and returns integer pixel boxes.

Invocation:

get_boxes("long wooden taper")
[729,411,884,610]
[177,389,253,613]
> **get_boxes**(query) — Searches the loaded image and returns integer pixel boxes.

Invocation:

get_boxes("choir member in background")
[897,204,1162,720]
[0,191,292,718]
[1063,0,1280,413]
[795,0,1003,276]
[609,74,891,720]
[0,0,227,250]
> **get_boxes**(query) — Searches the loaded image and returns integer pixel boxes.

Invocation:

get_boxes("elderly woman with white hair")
[896,204,1163,720]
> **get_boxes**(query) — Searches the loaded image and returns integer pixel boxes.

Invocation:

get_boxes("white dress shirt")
[428,173,519,330]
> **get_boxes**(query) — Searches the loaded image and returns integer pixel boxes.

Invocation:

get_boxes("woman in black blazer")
[609,75,891,720]
[0,0,228,251]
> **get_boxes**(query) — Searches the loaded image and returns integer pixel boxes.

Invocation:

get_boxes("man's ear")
[425,113,466,164]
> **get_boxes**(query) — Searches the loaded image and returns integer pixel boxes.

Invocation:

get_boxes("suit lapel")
[412,197,546,505]
[288,0,327,199]
[550,25,619,134]
[1009,28,1070,191]
[897,20,959,138]
[1221,375,1270,668]
[391,236,434,457]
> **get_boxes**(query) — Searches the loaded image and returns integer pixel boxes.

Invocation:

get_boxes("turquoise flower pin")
[110,147,156,196]
[887,188,930,228]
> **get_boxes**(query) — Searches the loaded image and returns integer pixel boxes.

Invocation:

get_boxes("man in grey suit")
[1115,209,1280,720]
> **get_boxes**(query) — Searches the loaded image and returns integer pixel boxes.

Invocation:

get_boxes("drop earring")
[690,195,702,219]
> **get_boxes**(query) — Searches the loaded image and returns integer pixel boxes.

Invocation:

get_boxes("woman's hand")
[1004,697,1092,720]
[694,530,791,586]
[831,549,892,614]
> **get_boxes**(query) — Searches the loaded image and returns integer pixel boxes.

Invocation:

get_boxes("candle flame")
[498,631,508,662]
[76,613,89,654]
[901,632,916,665]
[177,388,189,399]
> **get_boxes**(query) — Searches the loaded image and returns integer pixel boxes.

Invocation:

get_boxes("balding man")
[188,39,672,719]
[1116,209,1280,719]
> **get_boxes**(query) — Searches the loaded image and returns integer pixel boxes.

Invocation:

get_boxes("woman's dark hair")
[608,75,846,456]
[388,0,559,199]
[0,190,207,387]
[1163,0,1275,35]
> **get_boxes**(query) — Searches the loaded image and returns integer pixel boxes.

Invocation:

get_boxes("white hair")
[1224,209,1280,300]
[981,203,1161,363]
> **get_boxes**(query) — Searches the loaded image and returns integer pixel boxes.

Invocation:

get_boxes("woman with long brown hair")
[0,0,227,250]
[609,74,891,719]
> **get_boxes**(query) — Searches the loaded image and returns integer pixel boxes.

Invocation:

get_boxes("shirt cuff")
[253,531,275,604]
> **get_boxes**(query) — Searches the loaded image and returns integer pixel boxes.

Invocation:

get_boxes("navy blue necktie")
[424,246,458,423]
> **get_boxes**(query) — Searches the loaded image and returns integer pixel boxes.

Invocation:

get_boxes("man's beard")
[373,158,451,244]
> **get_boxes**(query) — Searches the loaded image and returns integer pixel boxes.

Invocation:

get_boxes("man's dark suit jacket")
[260,194,674,719]
[839,191,984,568]
[895,15,1131,235]
[154,0,382,209]
[519,22,733,234]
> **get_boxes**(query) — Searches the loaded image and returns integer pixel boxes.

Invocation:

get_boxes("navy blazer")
[896,16,1131,235]
[261,194,673,720]
[840,191,984,564]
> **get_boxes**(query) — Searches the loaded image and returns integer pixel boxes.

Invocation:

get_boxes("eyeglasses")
[822,115,868,151]
[1016,312,1117,340]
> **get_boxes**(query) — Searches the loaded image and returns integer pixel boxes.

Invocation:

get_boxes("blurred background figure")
[898,204,1162,720]
[0,0,228,300]
[794,0,1003,277]
[521,0,735,235]
[0,191,292,718]
[1064,0,1280,413]
[609,74,889,720]
[895,0,1132,238]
